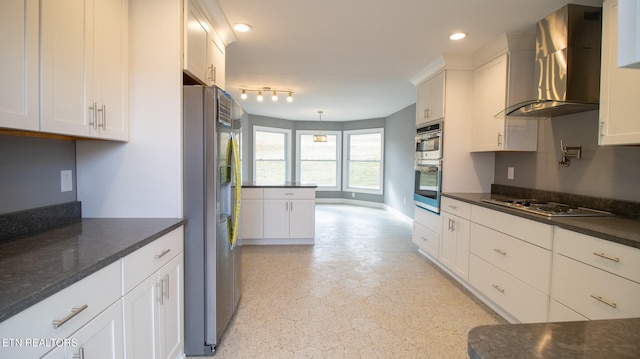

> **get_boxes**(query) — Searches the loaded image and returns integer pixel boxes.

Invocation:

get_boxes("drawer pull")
[73,347,85,359]
[491,284,505,293]
[590,295,618,309]
[155,249,171,259]
[493,248,507,256]
[285,192,294,195]
[52,304,88,328]
[592,252,620,263]
[448,205,458,210]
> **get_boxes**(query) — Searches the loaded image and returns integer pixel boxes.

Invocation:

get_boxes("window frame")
[252,125,292,184]
[295,130,342,191]
[342,128,385,195]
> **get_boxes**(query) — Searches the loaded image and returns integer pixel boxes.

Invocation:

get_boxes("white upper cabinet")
[0,0,39,131]
[184,0,226,89]
[416,71,445,127]
[617,0,640,68]
[471,34,538,152]
[599,0,640,145]
[40,0,129,141]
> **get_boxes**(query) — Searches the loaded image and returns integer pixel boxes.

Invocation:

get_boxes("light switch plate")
[61,170,73,192]
[507,167,515,180]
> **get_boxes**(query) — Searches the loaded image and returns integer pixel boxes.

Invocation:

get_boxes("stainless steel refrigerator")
[183,85,243,356]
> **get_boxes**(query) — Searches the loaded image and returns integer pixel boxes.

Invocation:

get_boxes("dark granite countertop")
[242,181,317,188]
[443,192,640,250]
[468,318,640,358]
[0,218,185,323]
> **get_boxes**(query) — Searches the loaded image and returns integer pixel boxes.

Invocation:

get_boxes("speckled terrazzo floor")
[204,204,505,358]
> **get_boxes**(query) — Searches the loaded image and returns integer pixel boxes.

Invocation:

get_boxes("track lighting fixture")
[238,87,294,103]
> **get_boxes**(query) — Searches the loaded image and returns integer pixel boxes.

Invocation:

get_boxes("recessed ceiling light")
[449,32,467,41]
[233,23,253,33]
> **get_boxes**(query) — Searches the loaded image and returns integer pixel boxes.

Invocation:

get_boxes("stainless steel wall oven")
[414,122,442,213]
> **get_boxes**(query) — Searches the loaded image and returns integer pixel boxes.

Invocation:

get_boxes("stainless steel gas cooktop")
[481,198,614,217]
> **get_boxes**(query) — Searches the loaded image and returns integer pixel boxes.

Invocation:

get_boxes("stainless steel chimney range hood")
[498,4,603,118]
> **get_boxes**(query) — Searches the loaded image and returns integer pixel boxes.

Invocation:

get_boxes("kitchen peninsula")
[240,183,317,245]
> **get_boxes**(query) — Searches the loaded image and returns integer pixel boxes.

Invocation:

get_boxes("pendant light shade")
[313,111,328,142]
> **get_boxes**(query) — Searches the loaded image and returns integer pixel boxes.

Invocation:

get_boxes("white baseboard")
[240,238,315,245]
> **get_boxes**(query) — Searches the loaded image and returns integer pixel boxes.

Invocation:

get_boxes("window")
[343,128,384,194]
[296,130,342,190]
[253,126,291,184]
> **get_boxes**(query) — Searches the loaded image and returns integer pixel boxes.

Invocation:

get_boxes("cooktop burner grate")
[481,198,614,217]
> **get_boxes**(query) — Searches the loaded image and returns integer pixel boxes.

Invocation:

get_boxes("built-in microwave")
[415,122,442,160]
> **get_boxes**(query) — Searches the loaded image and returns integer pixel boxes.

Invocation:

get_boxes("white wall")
[76,0,183,217]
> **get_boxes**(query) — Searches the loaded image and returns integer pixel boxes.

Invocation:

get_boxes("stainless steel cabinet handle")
[155,249,171,259]
[285,192,294,195]
[492,284,505,293]
[600,121,605,136]
[448,205,457,210]
[101,104,106,129]
[590,294,617,309]
[285,202,289,211]
[164,274,170,301]
[208,65,214,83]
[73,347,85,359]
[89,102,97,129]
[290,201,293,211]
[593,252,620,263]
[497,133,503,146]
[493,248,507,256]
[52,304,88,328]
[157,281,163,305]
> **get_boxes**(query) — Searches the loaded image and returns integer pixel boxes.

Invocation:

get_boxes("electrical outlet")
[61,170,73,192]
[351,192,355,198]
[507,167,515,180]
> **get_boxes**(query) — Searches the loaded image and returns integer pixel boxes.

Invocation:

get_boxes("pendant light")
[313,111,328,143]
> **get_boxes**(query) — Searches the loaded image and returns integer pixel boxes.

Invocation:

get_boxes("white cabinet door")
[40,0,92,137]
[66,301,124,359]
[0,0,39,131]
[240,199,264,239]
[416,71,445,127]
[289,199,316,239]
[40,0,128,140]
[184,0,209,84]
[158,254,183,359]
[263,199,290,238]
[124,273,159,359]
[440,212,470,281]
[599,0,640,145]
[92,0,128,141]
[472,52,537,152]
[208,35,226,89]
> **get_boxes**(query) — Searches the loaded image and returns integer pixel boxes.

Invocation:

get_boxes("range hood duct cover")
[498,4,603,118]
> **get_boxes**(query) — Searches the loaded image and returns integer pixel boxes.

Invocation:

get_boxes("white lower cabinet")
[551,228,640,320]
[122,228,184,359]
[469,254,550,323]
[412,205,442,259]
[54,301,124,359]
[439,198,471,281]
[0,261,121,358]
[242,187,316,244]
[468,204,552,323]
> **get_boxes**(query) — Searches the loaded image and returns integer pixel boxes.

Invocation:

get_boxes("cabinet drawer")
[555,227,640,283]
[549,299,588,322]
[471,205,553,249]
[263,188,315,199]
[552,254,640,320]
[241,187,264,199]
[469,254,549,323]
[470,223,552,294]
[441,197,471,219]
[0,261,121,359]
[414,205,442,234]
[122,227,184,294]
[413,222,440,259]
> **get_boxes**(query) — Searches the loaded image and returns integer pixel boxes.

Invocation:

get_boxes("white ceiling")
[217,0,603,122]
